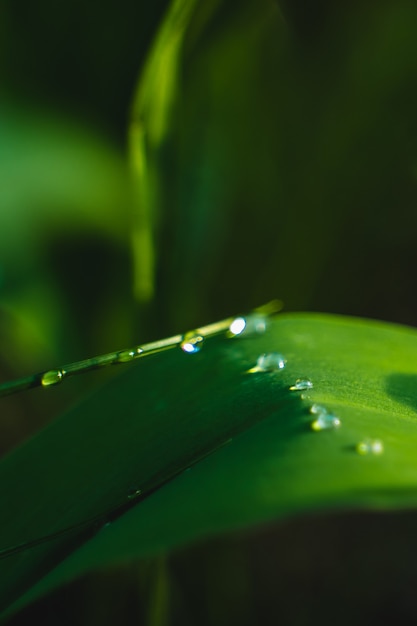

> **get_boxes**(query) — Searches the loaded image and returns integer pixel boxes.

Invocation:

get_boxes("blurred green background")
[1,0,417,623]
[0,0,170,450]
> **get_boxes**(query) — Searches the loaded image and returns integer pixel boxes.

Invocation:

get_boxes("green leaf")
[2,312,417,620]
[0,103,131,251]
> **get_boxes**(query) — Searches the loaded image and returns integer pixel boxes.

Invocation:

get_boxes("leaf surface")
[2,312,417,619]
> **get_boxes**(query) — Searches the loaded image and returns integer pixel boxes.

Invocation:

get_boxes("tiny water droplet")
[255,353,286,372]
[117,347,143,363]
[310,403,327,415]
[41,370,65,387]
[356,439,384,455]
[95,519,112,533]
[311,409,341,431]
[180,332,204,354]
[127,487,142,500]
[229,314,267,337]
[290,378,313,391]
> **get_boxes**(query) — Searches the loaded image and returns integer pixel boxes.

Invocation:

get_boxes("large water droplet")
[117,347,143,363]
[310,405,341,431]
[229,317,246,336]
[356,439,384,455]
[229,314,267,337]
[127,487,142,500]
[180,332,204,354]
[41,370,65,387]
[255,353,286,372]
[290,378,313,391]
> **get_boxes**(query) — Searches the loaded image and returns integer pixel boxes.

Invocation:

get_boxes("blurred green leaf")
[0,103,137,450]
[0,103,131,252]
[2,312,417,619]
[0,102,135,360]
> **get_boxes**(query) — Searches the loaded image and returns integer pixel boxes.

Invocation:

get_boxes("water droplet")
[310,403,327,415]
[311,407,341,431]
[94,518,112,533]
[229,314,267,337]
[127,487,142,500]
[255,353,286,372]
[356,439,384,455]
[41,370,65,387]
[229,317,246,335]
[290,378,313,391]
[180,332,204,354]
[117,347,143,363]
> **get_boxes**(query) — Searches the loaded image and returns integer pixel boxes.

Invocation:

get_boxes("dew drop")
[180,332,204,354]
[229,317,246,336]
[117,347,143,363]
[290,378,313,391]
[41,370,65,387]
[356,439,384,455]
[127,487,142,500]
[229,314,267,337]
[311,408,341,431]
[310,403,327,415]
[255,353,286,372]
[94,518,112,534]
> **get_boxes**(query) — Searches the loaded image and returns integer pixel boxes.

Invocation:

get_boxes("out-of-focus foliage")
[131,0,417,332]
[0,102,138,450]
[0,1,171,449]
[0,0,170,142]
[0,102,132,350]
[0,103,136,450]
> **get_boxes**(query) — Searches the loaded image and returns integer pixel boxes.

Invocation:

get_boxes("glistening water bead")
[116,347,143,363]
[229,314,267,337]
[310,405,341,431]
[41,370,65,387]
[356,439,384,455]
[289,378,313,391]
[255,353,286,372]
[127,488,142,500]
[180,332,204,354]
[310,403,327,415]
[229,317,246,335]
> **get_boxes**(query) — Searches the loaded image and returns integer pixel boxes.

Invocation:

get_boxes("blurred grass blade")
[2,313,417,619]
[129,0,199,302]
[129,0,280,327]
